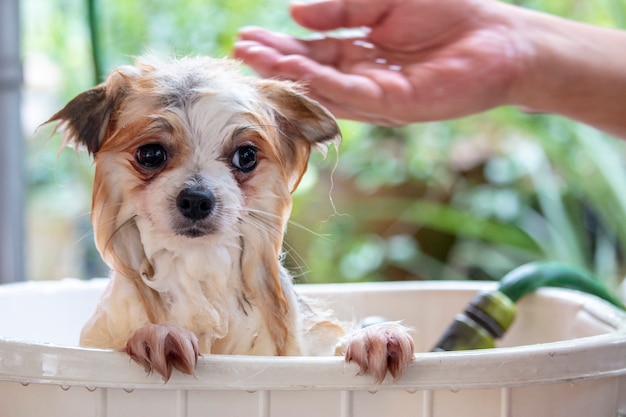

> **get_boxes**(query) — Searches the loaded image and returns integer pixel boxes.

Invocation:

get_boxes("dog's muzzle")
[173,186,218,237]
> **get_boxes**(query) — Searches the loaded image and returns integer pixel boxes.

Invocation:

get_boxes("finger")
[290,0,394,31]
[233,40,343,82]
[232,41,287,78]
[233,41,370,122]
[299,91,371,122]
[234,39,406,125]
[237,27,372,67]
[309,93,399,125]
[237,26,310,56]
[273,56,414,125]
[304,82,406,126]
[272,54,383,104]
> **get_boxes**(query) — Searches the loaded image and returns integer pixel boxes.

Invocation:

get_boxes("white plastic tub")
[0,279,625,417]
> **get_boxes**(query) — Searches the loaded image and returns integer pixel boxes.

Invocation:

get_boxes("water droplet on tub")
[123,388,134,394]
[406,389,417,394]
[246,390,257,394]
[60,385,71,391]
[20,382,30,387]
[86,386,97,392]
[368,390,378,395]
[450,388,460,394]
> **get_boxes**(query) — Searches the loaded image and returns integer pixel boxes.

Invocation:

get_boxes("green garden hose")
[498,261,625,309]
[432,261,625,352]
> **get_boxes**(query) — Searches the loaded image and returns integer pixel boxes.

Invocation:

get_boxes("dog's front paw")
[125,323,199,381]
[345,322,414,383]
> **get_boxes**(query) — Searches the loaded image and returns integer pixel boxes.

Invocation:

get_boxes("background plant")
[23,0,626,292]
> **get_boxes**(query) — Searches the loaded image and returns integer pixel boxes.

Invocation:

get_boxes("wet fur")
[48,56,413,382]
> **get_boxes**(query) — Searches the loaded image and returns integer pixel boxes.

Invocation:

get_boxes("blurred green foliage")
[23,0,626,288]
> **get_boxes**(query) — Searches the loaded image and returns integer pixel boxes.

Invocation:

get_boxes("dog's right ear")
[46,67,136,155]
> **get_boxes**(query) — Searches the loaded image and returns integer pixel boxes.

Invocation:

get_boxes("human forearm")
[506,4,626,138]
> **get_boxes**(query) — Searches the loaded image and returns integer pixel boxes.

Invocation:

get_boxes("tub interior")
[0,279,621,352]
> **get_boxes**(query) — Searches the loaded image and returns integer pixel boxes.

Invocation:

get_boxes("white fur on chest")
[137,230,275,354]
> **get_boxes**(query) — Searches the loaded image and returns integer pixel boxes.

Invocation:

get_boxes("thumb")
[290,0,392,31]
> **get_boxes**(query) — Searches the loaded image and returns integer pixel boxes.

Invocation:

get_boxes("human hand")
[233,0,526,125]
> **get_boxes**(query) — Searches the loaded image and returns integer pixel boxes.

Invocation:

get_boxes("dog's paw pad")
[125,323,199,381]
[345,322,414,383]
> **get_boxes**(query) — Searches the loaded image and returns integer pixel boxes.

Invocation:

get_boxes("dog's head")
[48,57,340,280]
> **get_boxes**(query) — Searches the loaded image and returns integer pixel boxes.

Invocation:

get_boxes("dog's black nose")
[176,187,216,220]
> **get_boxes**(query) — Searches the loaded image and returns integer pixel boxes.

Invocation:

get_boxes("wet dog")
[48,56,414,382]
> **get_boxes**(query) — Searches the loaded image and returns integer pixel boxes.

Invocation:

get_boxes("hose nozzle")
[432,290,516,351]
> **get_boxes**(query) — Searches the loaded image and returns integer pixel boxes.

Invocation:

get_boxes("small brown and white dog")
[48,56,414,382]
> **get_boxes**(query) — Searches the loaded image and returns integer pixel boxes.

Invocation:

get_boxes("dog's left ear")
[258,80,341,192]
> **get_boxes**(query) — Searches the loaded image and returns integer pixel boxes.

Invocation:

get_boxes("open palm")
[234,0,523,125]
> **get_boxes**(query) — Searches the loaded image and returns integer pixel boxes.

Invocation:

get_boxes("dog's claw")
[345,322,414,383]
[125,323,199,381]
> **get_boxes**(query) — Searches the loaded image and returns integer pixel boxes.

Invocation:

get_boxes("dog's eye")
[136,144,167,169]
[231,145,258,173]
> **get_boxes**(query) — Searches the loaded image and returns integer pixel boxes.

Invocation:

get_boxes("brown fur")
[48,56,414,383]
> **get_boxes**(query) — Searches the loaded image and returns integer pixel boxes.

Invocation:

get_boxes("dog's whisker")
[242,213,284,241]
[102,215,138,256]
[75,229,95,245]
[285,220,334,241]
[280,240,312,282]
[236,212,313,281]
[68,210,94,222]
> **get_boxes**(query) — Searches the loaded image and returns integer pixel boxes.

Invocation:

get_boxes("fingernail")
[290,0,327,5]
[237,26,260,34]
